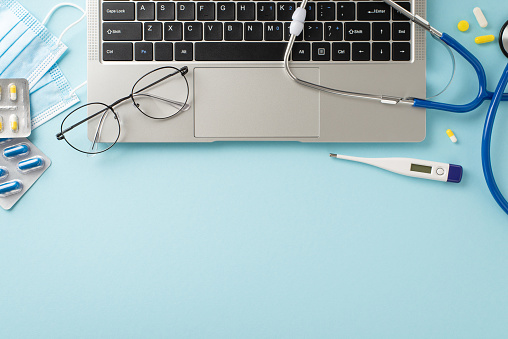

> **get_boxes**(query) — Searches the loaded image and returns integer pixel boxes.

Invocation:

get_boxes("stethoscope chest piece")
[500,20,508,58]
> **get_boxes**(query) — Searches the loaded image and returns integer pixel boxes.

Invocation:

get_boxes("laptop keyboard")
[101,0,412,62]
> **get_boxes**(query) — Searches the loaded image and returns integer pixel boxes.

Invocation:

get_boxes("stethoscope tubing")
[414,33,508,112]
[482,63,508,214]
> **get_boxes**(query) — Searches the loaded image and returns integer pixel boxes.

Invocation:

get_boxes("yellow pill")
[475,35,495,44]
[446,129,457,143]
[0,116,3,132]
[458,20,469,32]
[10,114,18,132]
[9,83,16,101]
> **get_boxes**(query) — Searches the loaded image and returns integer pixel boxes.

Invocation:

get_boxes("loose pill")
[3,144,30,159]
[473,7,488,28]
[0,167,8,180]
[446,129,458,143]
[9,83,16,101]
[458,20,469,32]
[9,114,18,132]
[0,180,22,197]
[475,35,495,44]
[17,157,44,173]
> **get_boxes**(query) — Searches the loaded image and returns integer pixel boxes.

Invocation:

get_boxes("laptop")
[87,0,426,143]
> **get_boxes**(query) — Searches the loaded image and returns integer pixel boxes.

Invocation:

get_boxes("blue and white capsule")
[17,157,45,174]
[0,180,22,197]
[3,143,30,159]
[0,167,8,180]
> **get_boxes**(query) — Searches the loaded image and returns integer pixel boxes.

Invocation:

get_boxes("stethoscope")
[284,0,508,215]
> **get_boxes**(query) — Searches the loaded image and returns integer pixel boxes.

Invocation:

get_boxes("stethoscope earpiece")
[499,20,508,58]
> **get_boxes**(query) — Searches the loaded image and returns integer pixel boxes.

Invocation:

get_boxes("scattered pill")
[458,20,469,32]
[0,180,22,197]
[446,129,458,143]
[17,157,44,173]
[9,83,16,101]
[3,144,30,159]
[473,7,488,28]
[9,114,18,132]
[0,167,8,180]
[475,35,495,44]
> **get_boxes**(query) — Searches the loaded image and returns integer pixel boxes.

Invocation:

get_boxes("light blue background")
[2,0,508,337]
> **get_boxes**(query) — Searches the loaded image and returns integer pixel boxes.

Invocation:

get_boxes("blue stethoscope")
[284,0,508,215]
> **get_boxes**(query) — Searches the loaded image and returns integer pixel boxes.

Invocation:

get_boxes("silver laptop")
[87,0,426,143]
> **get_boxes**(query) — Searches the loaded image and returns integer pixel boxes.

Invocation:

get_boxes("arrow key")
[393,42,410,61]
[352,42,370,61]
[372,22,390,41]
[372,42,390,61]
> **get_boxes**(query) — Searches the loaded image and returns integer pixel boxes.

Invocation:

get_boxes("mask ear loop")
[42,3,87,45]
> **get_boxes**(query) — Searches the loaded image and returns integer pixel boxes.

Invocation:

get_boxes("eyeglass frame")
[56,66,190,155]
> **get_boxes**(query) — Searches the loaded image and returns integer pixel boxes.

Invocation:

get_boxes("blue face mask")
[30,64,81,129]
[0,1,86,128]
[0,0,68,88]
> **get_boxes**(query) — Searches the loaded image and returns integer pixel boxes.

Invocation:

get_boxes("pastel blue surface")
[2,0,508,337]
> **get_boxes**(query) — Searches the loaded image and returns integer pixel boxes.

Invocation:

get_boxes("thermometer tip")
[330,153,337,158]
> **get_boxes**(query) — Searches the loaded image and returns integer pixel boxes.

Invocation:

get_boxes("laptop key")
[357,2,391,21]
[392,42,410,61]
[154,42,173,61]
[144,22,162,41]
[103,2,135,21]
[325,22,343,41]
[137,2,155,21]
[175,42,193,61]
[225,22,243,41]
[197,2,215,21]
[184,22,203,41]
[217,2,235,21]
[304,22,323,41]
[317,2,335,21]
[164,22,183,41]
[393,2,411,21]
[177,2,195,21]
[284,22,303,41]
[277,2,295,21]
[237,3,255,21]
[157,2,175,21]
[204,22,223,41]
[103,42,133,61]
[337,2,355,21]
[312,42,330,61]
[195,42,287,61]
[292,42,310,61]
[135,42,153,61]
[103,23,142,41]
[245,22,263,41]
[264,23,283,41]
[332,42,350,61]
[372,22,390,41]
[392,22,410,41]
[352,42,370,61]
[257,3,275,21]
[344,22,370,41]
[372,42,390,61]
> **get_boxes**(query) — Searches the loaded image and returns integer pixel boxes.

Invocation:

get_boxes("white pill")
[473,7,488,28]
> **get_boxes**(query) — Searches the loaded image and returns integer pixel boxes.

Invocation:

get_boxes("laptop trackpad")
[194,67,320,138]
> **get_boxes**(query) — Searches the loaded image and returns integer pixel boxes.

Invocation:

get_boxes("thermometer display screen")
[411,163,432,174]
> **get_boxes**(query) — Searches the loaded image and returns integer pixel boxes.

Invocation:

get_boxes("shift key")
[103,23,142,41]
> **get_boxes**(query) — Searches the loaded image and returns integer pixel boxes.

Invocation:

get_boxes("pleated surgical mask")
[30,64,81,129]
[0,0,68,88]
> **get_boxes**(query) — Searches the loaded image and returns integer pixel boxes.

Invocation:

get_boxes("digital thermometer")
[330,154,463,183]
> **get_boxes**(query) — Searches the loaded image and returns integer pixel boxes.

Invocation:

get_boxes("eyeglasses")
[56,66,190,154]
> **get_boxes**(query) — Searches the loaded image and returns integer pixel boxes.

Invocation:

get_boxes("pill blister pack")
[0,79,30,138]
[0,138,51,210]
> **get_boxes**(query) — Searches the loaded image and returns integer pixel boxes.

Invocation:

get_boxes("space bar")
[195,42,288,61]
